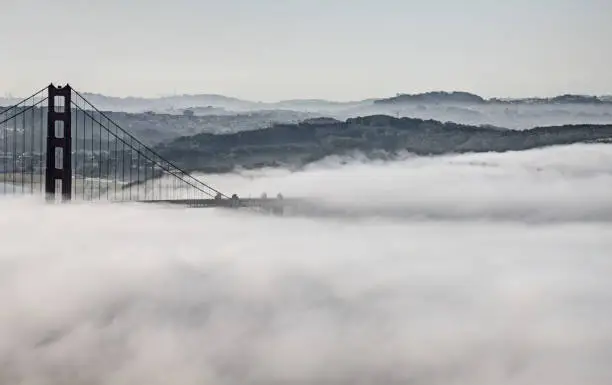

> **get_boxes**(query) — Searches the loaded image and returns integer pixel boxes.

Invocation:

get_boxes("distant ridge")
[375,91,486,105]
[154,114,612,173]
[4,91,608,112]
[376,92,612,105]
[82,91,612,107]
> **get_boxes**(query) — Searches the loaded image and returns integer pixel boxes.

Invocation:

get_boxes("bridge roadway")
[136,196,308,214]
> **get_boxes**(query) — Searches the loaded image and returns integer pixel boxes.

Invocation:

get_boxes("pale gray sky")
[1,0,611,101]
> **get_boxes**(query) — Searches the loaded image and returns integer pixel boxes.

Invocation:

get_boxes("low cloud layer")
[1,144,611,384]
[204,144,612,222]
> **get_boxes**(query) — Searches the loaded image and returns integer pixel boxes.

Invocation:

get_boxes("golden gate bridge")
[0,84,293,213]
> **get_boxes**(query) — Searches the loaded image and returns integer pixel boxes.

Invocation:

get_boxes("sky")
[1,0,611,101]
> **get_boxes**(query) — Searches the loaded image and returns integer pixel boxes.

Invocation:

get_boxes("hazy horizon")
[54,88,612,103]
[2,86,611,105]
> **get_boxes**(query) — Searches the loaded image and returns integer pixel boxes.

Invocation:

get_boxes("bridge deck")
[137,197,304,209]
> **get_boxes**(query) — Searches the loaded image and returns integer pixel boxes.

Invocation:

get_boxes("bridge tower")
[45,84,72,202]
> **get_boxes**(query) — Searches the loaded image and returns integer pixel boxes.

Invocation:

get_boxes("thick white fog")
[1,144,612,384]
[206,144,612,222]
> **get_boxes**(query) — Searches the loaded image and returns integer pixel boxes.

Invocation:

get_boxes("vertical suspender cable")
[3,109,6,194]
[98,111,101,200]
[21,104,25,193]
[29,102,33,194]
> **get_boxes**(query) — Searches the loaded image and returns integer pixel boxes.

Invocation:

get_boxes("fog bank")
[202,144,612,222]
[1,143,611,384]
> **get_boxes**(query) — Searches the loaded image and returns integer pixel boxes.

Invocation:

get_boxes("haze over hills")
[154,115,612,173]
[4,90,611,110]
[3,91,612,174]
[88,109,320,146]
[76,90,612,109]
[5,90,612,137]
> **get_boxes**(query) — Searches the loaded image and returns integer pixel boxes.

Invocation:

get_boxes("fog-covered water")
[1,144,611,384]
